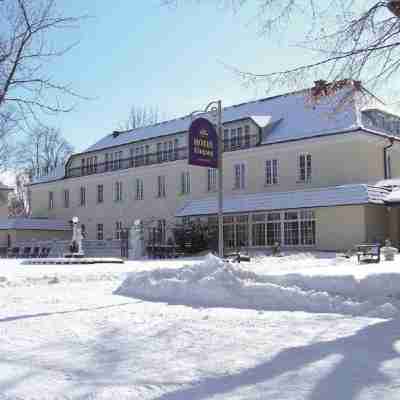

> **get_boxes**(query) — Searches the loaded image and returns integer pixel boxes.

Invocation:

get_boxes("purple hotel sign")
[188,117,218,168]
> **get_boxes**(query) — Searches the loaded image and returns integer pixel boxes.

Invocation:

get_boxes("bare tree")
[8,170,30,217]
[163,1,400,95]
[119,105,161,130]
[15,125,73,175]
[0,0,84,134]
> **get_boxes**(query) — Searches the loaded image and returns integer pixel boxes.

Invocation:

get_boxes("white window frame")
[233,163,246,190]
[181,171,190,194]
[207,168,217,192]
[298,154,312,183]
[115,221,123,240]
[157,175,166,198]
[63,189,69,208]
[97,184,103,204]
[79,186,86,207]
[135,178,144,200]
[265,159,279,185]
[114,181,123,202]
[97,223,104,241]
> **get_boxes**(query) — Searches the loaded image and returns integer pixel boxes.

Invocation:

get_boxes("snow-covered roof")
[0,218,71,231]
[373,178,400,188]
[384,190,400,203]
[0,183,13,191]
[30,166,65,185]
[84,85,359,153]
[175,184,388,217]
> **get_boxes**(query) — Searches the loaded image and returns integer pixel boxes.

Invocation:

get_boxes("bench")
[356,244,381,264]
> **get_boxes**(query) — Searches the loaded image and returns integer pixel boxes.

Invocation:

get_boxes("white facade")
[28,81,400,251]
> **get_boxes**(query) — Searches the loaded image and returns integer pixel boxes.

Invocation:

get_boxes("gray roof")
[85,85,359,153]
[175,184,388,217]
[0,183,13,191]
[0,218,71,231]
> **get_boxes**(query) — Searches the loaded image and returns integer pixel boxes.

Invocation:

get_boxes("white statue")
[129,219,144,260]
[70,216,84,256]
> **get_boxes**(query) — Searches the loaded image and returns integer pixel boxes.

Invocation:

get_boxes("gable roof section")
[0,218,71,231]
[175,184,388,217]
[84,85,359,153]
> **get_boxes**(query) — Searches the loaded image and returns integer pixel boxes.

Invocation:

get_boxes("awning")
[176,184,389,217]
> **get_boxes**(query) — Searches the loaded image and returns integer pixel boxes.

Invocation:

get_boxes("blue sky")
[41,1,365,152]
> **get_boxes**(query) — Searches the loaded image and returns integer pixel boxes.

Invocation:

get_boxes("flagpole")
[189,100,224,258]
[217,100,224,258]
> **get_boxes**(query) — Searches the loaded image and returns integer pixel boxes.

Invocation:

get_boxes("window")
[207,168,217,192]
[299,154,312,183]
[266,213,281,246]
[168,141,173,161]
[235,215,248,248]
[300,210,316,245]
[284,211,299,245]
[223,128,229,151]
[157,219,166,244]
[265,159,279,185]
[252,213,266,246]
[174,138,179,160]
[231,128,238,149]
[244,125,251,148]
[80,186,86,207]
[48,191,54,209]
[129,148,135,167]
[157,143,162,162]
[113,151,120,170]
[109,153,114,171]
[114,181,123,202]
[163,142,168,161]
[97,184,103,203]
[93,156,98,172]
[63,189,69,208]
[233,163,246,189]
[135,178,144,200]
[181,171,190,194]
[237,127,243,147]
[157,175,166,198]
[105,153,109,171]
[81,224,86,238]
[145,144,150,164]
[97,224,104,240]
[115,221,123,240]
[81,159,85,175]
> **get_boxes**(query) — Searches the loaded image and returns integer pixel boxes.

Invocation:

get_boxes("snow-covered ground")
[1,253,400,399]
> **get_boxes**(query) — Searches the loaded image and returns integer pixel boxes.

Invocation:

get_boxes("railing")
[66,147,188,178]
[63,135,259,179]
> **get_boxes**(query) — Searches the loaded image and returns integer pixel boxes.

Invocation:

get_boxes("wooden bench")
[356,244,381,264]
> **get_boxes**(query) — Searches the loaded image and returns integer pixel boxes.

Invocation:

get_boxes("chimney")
[312,80,329,97]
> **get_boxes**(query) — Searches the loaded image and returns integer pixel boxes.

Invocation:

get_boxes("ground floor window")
[266,213,281,245]
[191,208,316,249]
[284,211,299,246]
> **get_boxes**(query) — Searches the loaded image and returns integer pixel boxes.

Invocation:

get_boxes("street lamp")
[189,101,224,258]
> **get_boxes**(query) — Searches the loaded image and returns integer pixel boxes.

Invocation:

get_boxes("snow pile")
[115,254,399,318]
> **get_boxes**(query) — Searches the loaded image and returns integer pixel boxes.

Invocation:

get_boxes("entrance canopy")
[176,184,389,217]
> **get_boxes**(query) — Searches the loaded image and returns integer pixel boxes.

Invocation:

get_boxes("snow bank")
[115,254,400,318]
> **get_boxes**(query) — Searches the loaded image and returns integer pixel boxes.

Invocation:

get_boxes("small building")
[0,218,71,254]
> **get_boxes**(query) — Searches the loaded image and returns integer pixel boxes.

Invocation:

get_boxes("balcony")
[64,135,259,179]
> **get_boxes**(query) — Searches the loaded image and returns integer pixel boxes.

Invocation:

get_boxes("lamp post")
[189,100,224,258]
